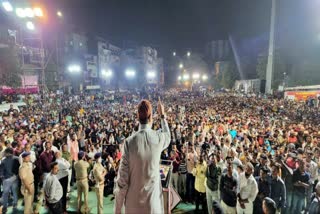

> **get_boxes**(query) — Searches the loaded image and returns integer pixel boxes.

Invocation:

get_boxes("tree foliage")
[0,46,22,87]
[213,61,239,89]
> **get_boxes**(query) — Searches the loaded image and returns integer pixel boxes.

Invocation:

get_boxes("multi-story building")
[205,40,230,62]
[97,40,121,87]
[63,32,88,92]
[136,46,159,85]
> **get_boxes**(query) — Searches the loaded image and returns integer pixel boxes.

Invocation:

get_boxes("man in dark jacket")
[220,162,237,214]
[205,153,221,214]
[0,148,20,213]
[254,166,271,213]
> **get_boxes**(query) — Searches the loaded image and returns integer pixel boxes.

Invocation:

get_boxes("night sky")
[2,0,320,57]
[54,0,273,54]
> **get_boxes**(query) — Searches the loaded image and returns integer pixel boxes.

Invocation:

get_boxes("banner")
[285,91,320,101]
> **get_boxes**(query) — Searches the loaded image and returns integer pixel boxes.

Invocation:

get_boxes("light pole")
[283,72,287,88]
[265,0,276,94]
[57,11,63,17]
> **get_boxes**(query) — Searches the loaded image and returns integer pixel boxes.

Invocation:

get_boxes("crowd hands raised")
[0,90,319,214]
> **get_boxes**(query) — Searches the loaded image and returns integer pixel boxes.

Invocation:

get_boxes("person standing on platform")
[74,151,90,213]
[93,152,107,214]
[114,98,171,214]
[19,151,34,214]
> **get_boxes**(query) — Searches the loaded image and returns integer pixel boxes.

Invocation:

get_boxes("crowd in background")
[0,89,319,214]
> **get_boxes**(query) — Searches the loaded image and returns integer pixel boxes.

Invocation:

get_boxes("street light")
[68,64,81,73]
[179,63,183,69]
[147,71,156,79]
[178,76,182,81]
[187,51,191,57]
[192,73,200,80]
[16,8,26,18]
[26,21,35,30]
[33,8,43,17]
[102,69,113,78]
[125,69,136,78]
[202,74,208,81]
[173,52,176,56]
[183,74,190,80]
[2,1,13,12]
[25,8,34,18]
[57,11,63,17]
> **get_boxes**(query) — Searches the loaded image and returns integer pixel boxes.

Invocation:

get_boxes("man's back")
[74,160,89,180]
[115,120,170,214]
[0,156,20,178]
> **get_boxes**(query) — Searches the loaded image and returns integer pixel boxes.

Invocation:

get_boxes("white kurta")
[114,119,171,214]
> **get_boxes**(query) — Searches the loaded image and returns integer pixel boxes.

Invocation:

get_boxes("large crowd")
[0,89,320,214]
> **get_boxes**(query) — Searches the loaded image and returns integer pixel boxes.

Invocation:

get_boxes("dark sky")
[2,0,320,57]
[55,0,273,54]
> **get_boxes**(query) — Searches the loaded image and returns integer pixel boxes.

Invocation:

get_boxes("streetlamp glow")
[16,8,26,18]
[179,63,183,69]
[173,52,176,56]
[187,51,191,57]
[26,21,35,30]
[25,8,34,18]
[178,76,182,81]
[147,71,156,79]
[102,69,113,77]
[202,74,208,81]
[125,69,136,78]
[33,8,43,17]
[68,64,81,73]
[2,1,13,12]
[183,74,190,80]
[57,11,63,17]
[192,73,200,79]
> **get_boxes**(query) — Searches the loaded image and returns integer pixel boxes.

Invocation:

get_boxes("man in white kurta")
[237,163,259,214]
[114,99,171,214]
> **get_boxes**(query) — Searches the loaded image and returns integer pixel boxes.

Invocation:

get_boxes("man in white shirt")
[186,144,198,203]
[44,162,63,214]
[305,150,318,211]
[55,151,70,214]
[237,162,258,214]
[114,98,170,214]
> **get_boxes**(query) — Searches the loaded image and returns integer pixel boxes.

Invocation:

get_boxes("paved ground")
[5,187,196,214]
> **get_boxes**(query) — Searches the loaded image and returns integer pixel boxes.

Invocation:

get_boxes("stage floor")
[6,187,196,214]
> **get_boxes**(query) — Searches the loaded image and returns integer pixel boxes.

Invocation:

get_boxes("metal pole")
[56,35,59,90]
[40,30,45,95]
[19,25,25,89]
[265,0,276,94]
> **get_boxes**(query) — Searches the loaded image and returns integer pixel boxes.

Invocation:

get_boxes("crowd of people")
[0,89,319,214]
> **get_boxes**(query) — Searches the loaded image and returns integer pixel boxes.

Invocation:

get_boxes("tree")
[0,46,22,87]
[213,61,239,89]
[45,61,59,91]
